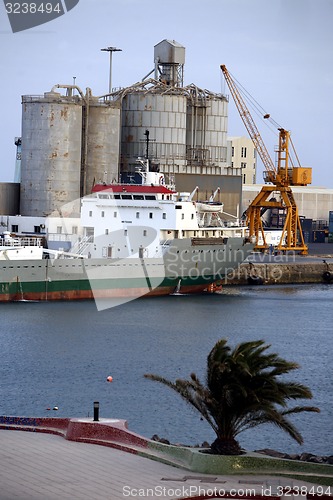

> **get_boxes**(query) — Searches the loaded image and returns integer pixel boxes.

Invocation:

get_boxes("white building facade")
[227,136,257,184]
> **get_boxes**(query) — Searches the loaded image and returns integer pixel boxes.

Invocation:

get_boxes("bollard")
[93,401,99,422]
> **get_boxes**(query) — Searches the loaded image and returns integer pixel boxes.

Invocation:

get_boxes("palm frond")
[144,338,320,453]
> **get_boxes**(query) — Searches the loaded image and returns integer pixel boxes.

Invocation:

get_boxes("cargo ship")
[0,167,254,307]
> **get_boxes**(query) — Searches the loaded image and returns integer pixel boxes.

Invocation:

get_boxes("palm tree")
[144,339,320,455]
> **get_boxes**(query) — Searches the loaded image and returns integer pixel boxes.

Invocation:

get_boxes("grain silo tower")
[118,39,187,177]
[120,85,187,176]
[185,85,228,175]
[119,39,229,180]
[84,97,121,192]
[20,90,83,217]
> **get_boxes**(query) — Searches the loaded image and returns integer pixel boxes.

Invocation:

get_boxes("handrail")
[0,237,42,247]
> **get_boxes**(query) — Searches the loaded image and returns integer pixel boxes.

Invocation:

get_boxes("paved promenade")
[0,428,328,500]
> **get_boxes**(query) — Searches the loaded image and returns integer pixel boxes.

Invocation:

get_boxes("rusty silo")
[20,90,82,217]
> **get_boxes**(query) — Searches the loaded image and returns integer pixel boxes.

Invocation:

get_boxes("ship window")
[72,226,78,234]
[114,194,121,199]
[175,205,182,209]
[114,212,117,218]
[105,229,109,235]
[136,212,140,219]
[124,230,128,236]
[133,195,144,200]
[11,225,18,232]
[143,230,147,236]
[101,211,105,217]
[149,212,153,219]
[145,195,156,200]
[34,226,41,233]
[57,226,62,234]
[121,194,132,200]
[162,213,166,219]
[89,211,92,217]
[99,194,109,199]
[191,214,194,219]
[181,214,185,220]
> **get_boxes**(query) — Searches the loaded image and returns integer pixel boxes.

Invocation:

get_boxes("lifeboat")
[195,202,224,213]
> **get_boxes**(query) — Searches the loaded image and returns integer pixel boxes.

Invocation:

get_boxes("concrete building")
[227,136,257,184]
[242,184,333,223]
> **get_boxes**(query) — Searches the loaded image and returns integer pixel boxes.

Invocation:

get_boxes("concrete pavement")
[1,428,331,500]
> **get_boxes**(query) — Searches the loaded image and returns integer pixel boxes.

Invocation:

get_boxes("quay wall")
[225,260,333,286]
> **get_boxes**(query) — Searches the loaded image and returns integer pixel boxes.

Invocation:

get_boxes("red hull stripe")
[0,283,210,302]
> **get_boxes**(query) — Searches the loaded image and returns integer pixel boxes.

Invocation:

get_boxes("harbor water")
[0,284,332,456]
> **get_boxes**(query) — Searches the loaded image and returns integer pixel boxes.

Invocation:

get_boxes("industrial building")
[0,39,332,244]
[242,184,333,242]
[9,39,241,220]
[226,136,257,184]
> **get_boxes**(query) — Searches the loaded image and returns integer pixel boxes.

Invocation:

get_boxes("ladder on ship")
[70,236,94,256]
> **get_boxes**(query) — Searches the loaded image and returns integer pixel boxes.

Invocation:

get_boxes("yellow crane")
[221,65,312,254]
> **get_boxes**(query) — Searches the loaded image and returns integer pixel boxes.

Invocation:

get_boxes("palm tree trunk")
[210,437,243,455]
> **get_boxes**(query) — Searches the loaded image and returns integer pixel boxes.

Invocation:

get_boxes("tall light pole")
[101,46,122,95]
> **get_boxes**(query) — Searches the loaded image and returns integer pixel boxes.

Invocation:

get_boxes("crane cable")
[221,69,284,137]
[221,68,303,170]
[289,135,302,168]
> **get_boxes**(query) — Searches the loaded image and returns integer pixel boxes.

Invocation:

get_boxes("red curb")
[0,416,150,451]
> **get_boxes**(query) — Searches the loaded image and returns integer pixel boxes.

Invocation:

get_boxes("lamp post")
[101,46,122,95]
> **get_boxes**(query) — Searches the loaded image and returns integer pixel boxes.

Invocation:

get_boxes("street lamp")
[101,46,122,95]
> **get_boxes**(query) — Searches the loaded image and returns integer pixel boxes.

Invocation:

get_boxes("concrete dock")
[0,417,332,499]
[225,243,333,286]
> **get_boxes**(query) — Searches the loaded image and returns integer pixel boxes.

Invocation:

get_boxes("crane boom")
[221,64,309,254]
[221,65,276,182]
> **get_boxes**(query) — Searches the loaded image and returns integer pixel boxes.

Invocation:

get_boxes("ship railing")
[0,236,43,247]
[48,233,74,242]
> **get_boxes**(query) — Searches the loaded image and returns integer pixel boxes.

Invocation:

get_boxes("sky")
[0,0,332,188]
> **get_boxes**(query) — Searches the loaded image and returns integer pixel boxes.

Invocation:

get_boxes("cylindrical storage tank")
[186,95,228,172]
[84,99,121,193]
[20,92,82,217]
[121,92,187,174]
[0,183,20,215]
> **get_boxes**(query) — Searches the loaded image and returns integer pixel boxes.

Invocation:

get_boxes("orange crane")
[221,65,312,254]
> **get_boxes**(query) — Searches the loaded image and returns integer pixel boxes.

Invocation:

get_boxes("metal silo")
[84,99,121,193]
[20,91,82,217]
[186,87,228,174]
[121,89,187,174]
[154,39,185,87]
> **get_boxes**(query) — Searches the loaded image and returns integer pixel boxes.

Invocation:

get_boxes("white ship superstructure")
[0,174,254,303]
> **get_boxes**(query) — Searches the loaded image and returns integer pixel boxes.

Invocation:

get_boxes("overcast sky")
[0,0,332,187]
